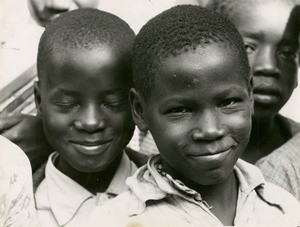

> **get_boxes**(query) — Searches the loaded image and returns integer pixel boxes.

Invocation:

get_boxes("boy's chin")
[167,166,233,188]
[188,170,233,186]
[253,104,281,121]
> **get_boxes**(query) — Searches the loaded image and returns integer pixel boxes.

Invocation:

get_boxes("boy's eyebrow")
[239,30,264,40]
[50,88,78,96]
[103,88,129,95]
[219,86,248,97]
[50,88,129,96]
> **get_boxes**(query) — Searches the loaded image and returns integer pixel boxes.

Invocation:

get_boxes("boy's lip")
[186,144,236,157]
[69,139,113,146]
[69,139,113,154]
[253,86,281,105]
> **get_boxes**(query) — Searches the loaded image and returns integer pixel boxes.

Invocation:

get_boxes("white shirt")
[35,152,137,227]
[88,155,300,227]
[0,136,39,227]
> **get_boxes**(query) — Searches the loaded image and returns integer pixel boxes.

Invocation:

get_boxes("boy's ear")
[34,81,43,117]
[129,88,149,132]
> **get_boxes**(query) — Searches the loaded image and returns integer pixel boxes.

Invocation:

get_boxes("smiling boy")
[33,9,138,226]
[206,0,300,200]
[88,5,300,226]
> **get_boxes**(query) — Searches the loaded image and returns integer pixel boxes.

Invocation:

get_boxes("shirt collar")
[126,155,282,215]
[46,151,137,225]
[106,151,138,195]
[234,159,265,194]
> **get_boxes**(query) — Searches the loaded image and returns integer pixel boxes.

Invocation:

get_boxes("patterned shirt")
[35,151,137,226]
[88,155,300,227]
[0,136,39,227]
[256,132,300,201]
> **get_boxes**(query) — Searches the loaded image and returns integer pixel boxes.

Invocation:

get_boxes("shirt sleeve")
[0,136,39,227]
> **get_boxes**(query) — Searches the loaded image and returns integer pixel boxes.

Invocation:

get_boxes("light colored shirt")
[0,136,39,227]
[88,155,300,227]
[256,132,300,201]
[35,151,137,227]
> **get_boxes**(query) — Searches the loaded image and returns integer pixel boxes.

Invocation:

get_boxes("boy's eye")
[244,43,256,54]
[278,50,298,60]
[55,102,79,111]
[218,98,241,108]
[102,101,128,111]
[166,107,190,116]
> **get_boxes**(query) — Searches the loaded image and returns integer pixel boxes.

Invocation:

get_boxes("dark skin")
[242,117,288,163]
[0,115,53,172]
[34,46,135,194]
[56,152,122,194]
[130,44,253,225]
[1,2,300,185]
[232,2,300,164]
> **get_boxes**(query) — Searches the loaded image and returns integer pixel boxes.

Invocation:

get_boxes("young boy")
[33,8,139,226]
[87,5,300,226]
[206,0,300,200]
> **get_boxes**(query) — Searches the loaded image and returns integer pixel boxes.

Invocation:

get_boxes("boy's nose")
[74,106,105,133]
[253,46,281,78]
[191,112,225,141]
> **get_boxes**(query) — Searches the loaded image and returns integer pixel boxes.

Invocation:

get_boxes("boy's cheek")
[42,110,70,132]
[227,114,252,140]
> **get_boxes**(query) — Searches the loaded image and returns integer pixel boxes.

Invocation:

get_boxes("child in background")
[0,136,38,227]
[33,8,138,226]
[206,0,300,200]
[88,5,300,226]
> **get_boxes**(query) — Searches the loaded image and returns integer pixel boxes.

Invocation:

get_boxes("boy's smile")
[36,46,134,174]
[69,138,113,155]
[231,1,299,120]
[134,44,253,185]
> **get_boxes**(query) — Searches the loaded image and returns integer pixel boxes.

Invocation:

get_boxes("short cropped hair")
[205,0,300,20]
[37,8,135,82]
[132,5,251,100]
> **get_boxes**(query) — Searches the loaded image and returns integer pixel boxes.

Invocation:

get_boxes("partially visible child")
[206,0,300,200]
[0,136,38,227]
[88,5,300,226]
[33,8,139,226]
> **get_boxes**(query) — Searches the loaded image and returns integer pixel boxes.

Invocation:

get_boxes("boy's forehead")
[226,0,295,16]
[50,45,121,64]
[155,44,247,86]
[231,0,295,41]
[231,0,295,7]
[41,46,131,86]
[158,43,241,70]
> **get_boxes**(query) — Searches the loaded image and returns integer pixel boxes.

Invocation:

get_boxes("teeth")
[80,145,102,150]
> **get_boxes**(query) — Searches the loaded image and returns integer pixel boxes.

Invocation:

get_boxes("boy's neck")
[162,161,238,225]
[242,115,286,163]
[55,153,123,194]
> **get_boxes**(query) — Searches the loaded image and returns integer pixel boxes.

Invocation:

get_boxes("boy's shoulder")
[88,158,300,226]
[277,114,300,136]
[256,131,300,200]
[261,181,300,219]
[0,135,28,164]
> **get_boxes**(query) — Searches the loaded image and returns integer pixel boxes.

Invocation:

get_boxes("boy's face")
[132,44,253,185]
[36,46,134,173]
[231,1,299,120]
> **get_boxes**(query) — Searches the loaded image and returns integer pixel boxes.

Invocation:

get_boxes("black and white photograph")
[1,0,300,226]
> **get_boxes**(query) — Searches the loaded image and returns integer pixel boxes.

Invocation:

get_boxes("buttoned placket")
[156,165,224,225]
